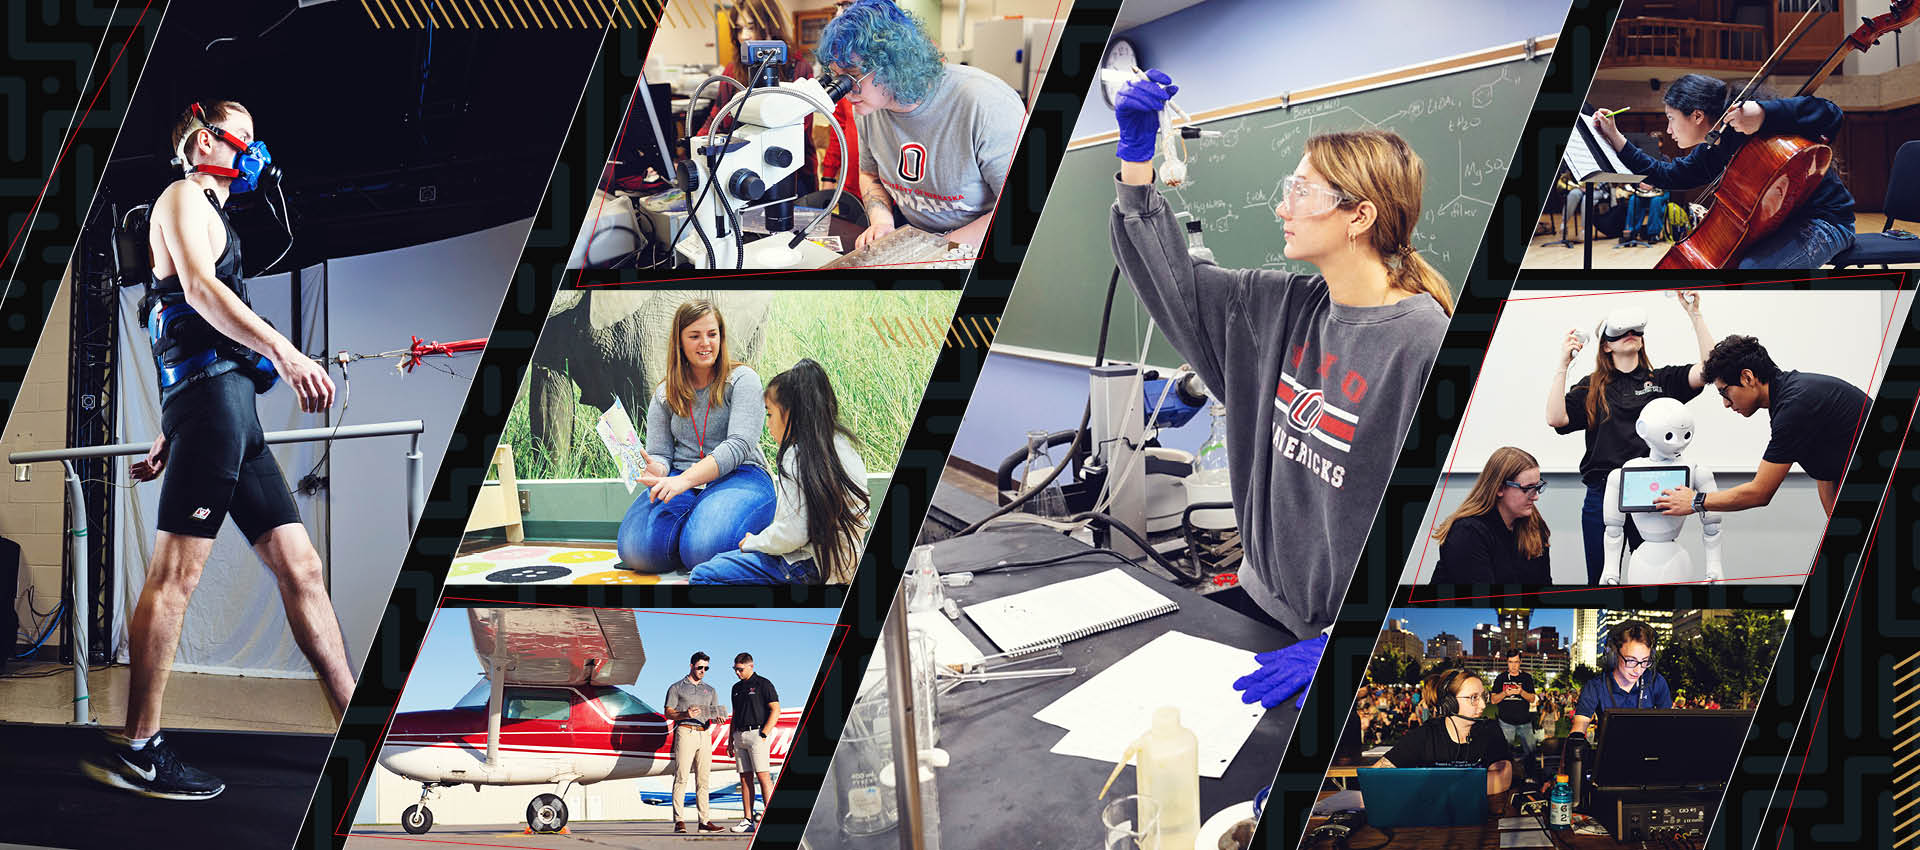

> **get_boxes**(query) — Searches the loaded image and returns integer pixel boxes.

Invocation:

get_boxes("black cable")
[1069,510,1206,583]
[958,266,1120,536]
[683,52,777,269]
[969,546,1143,575]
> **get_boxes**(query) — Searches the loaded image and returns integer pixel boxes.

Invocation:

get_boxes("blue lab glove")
[1115,69,1177,163]
[1232,633,1328,710]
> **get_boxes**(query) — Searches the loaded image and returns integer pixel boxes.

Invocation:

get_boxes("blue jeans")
[1737,215,1856,269]
[1623,192,1667,239]
[689,549,820,585]
[1582,479,1643,585]
[1499,719,1537,757]
[617,465,776,574]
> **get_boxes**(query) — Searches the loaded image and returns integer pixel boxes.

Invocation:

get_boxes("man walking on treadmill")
[81,101,354,800]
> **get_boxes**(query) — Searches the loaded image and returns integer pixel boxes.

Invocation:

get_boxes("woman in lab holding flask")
[1110,71,1452,708]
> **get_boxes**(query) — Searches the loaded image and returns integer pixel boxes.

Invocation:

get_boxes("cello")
[1656,0,1919,269]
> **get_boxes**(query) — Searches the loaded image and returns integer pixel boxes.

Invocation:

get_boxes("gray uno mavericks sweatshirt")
[1110,178,1449,639]
[858,64,1023,234]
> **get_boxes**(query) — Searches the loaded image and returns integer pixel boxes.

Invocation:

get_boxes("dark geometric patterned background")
[3,0,1912,848]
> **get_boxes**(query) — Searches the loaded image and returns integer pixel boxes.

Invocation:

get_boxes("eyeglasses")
[1620,655,1654,670]
[694,665,709,671]
[1715,383,1735,401]
[1457,692,1488,704]
[843,68,876,96]
[1504,480,1548,496]
[733,666,749,672]
[1275,175,1363,218]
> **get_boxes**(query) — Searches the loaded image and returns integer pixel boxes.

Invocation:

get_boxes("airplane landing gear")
[404,783,441,835]
[527,792,569,834]
[402,804,434,835]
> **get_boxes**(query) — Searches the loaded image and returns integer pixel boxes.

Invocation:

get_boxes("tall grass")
[501,290,960,480]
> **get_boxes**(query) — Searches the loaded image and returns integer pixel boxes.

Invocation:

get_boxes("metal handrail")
[7,419,427,724]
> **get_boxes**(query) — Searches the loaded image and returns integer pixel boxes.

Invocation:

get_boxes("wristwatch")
[1692,491,1708,514]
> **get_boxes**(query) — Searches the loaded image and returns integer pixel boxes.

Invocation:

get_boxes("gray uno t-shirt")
[859,63,1024,234]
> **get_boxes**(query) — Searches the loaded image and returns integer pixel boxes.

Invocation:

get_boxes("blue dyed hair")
[816,0,945,105]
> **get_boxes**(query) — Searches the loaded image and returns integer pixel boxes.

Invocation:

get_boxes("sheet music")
[1563,113,1648,184]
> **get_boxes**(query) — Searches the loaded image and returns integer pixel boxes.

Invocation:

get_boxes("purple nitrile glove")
[1232,633,1328,710]
[1115,69,1177,163]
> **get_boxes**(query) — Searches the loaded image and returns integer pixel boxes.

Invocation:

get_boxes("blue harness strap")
[148,298,278,392]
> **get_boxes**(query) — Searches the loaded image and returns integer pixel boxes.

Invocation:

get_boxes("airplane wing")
[467,607,646,686]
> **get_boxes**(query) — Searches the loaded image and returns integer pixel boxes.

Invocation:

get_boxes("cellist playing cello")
[1590,74,1856,269]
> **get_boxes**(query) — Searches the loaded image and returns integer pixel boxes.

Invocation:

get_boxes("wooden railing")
[1606,17,1768,72]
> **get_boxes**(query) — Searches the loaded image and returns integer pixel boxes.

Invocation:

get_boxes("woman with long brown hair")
[616,299,776,575]
[1545,292,1713,584]
[1114,72,1454,710]
[1430,447,1552,584]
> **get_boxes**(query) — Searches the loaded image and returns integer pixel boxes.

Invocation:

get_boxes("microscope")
[1600,397,1724,584]
[676,40,853,270]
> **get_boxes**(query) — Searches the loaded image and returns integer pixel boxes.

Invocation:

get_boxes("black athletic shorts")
[157,370,302,543]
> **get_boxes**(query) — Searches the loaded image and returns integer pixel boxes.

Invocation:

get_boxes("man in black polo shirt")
[729,652,782,833]
[1655,335,1869,518]
[1490,650,1538,759]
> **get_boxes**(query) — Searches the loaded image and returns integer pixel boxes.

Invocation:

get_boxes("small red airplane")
[374,607,799,835]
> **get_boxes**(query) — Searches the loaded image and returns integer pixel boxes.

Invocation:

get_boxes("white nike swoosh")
[120,754,158,782]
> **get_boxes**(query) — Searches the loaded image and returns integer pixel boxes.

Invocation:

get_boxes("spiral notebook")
[963,568,1180,652]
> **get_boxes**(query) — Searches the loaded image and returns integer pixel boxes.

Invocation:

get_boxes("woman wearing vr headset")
[1372,668,1515,795]
[1589,74,1855,269]
[1572,620,1673,738]
[1546,293,1713,585]
[1110,71,1453,710]
[1430,447,1552,584]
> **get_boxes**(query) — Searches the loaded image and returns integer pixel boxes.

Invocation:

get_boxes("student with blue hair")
[817,0,1024,251]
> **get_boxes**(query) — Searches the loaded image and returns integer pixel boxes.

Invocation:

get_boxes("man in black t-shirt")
[1656,335,1869,518]
[728,653,782,833]
[1490,651,1538,758]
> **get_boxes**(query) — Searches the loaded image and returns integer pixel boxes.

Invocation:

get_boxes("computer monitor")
[616,82,681,188]
[1619,465,1690,513]
[1354,767,1486,828]
[1591,709,1751,789]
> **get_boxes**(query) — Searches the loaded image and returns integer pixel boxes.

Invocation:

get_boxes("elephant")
[527,290,774,466]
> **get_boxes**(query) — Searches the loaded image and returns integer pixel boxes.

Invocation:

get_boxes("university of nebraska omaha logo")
[897,143,927,183]
[1273,372,1359,452]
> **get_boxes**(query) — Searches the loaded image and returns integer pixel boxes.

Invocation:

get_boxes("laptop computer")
[1619,465,1690,513]
[1354,767,1486,828]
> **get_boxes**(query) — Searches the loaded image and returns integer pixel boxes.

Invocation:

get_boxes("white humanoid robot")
[1601,397,1723,584]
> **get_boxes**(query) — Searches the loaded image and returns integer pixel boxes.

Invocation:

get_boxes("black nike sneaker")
[80,731,226,800]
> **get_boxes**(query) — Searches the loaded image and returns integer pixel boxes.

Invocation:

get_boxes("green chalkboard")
[995,56,1549,361]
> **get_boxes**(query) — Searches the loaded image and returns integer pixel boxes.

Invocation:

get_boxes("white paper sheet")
[1033,630,1265,778]
[864,611,987,681]
[1498,829,1554,848]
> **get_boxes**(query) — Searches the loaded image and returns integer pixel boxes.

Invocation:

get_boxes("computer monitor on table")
[1591,709,1750,788]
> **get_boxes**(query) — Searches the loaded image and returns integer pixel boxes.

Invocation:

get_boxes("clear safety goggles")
[1275,175,1362,218]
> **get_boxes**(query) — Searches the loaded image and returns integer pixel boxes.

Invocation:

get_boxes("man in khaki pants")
[663,652,726,833]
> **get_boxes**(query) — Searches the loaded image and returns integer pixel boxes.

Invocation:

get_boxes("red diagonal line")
[2,1,156,273]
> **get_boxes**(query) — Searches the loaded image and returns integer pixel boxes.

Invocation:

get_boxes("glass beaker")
[833,693,899,836]
[906,544,945,614]
[1187,404,1234,530]
[906,628,940,748]
[1102,794,1162,850]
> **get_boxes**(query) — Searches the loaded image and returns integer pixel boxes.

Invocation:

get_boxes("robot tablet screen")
[1619,466,1691,513]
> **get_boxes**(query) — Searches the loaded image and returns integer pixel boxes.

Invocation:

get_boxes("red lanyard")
[690,390,715,459]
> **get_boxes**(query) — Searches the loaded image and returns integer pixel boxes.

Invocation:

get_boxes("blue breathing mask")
[180,103,277,193]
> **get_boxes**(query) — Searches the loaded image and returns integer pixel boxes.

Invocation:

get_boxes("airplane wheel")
[402,804,434,835]
[527,793,568,833]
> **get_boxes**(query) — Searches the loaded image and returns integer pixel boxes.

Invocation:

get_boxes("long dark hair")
[767,359,869,584]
